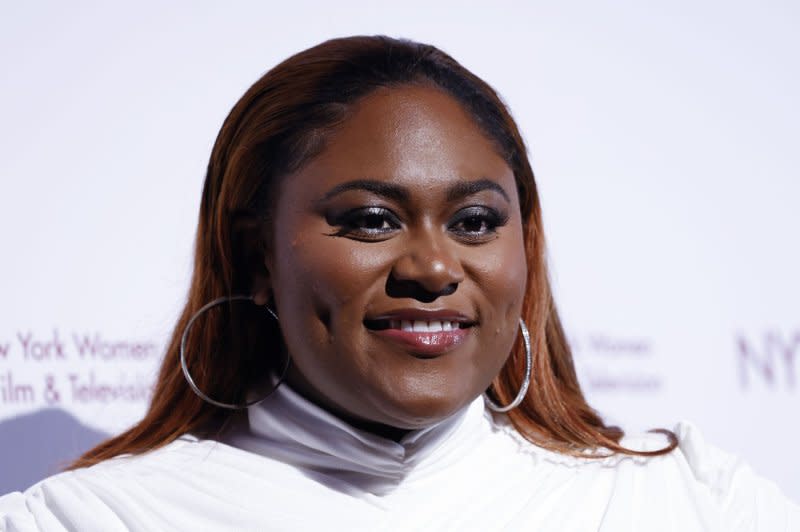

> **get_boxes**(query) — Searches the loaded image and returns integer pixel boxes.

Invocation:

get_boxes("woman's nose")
[387,230,465,300]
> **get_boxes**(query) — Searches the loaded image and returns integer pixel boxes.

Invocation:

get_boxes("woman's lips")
[364,315,474,357]
[371,327,471,357]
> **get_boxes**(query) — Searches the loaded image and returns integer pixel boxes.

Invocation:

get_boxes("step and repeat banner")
[1,1,798,500]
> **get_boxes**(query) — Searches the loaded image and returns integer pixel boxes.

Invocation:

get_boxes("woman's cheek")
[289,231,392,312]
[466,245,527,317]
[505,245,529,312]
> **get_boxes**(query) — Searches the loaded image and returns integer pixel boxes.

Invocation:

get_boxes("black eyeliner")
[325,206,401,238]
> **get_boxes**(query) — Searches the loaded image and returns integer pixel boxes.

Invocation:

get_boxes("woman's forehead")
[281,85,516,202]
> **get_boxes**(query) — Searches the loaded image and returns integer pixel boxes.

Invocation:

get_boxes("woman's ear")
[231,210,273,306]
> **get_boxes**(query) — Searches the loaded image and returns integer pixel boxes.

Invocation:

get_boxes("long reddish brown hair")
[72,35,675,469]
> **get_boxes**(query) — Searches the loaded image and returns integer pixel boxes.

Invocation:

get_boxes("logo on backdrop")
[570,332,661,394]
[737,329,798,390]
[0,329,157,407]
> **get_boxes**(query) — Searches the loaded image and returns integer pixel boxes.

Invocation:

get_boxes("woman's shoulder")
[628,420,799,530]
[663,420,799,529]
[0,430,348,531]
[0,435,247,531]
[496,417,800,530]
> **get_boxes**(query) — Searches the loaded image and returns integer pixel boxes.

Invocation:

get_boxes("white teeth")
[385,319,463,331]
[412,320,430,332]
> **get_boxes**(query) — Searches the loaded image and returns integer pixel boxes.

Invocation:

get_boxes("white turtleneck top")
[1,383,798,531]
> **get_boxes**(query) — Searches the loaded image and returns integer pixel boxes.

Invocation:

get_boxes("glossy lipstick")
[364,309,475,358]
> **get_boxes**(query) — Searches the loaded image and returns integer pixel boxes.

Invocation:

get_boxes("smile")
[369,319,468,332]
[364,311,476,358]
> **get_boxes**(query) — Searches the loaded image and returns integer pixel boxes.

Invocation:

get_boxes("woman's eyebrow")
[446,178,510,203]
[317,177,510,204]
[319,179,410,202]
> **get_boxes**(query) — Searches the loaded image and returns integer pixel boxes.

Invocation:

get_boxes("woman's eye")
[449,206,509,242]
[328,207,401,239]
[456,216,490,233]
[360,212,392,230]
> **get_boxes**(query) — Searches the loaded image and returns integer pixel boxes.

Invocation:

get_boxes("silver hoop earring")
[483,318,532,413]
[180,294,290,410]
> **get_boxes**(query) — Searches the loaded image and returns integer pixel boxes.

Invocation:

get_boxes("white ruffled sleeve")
[0,492,40,532]
[672,420,800,531]
[0,470,131,532]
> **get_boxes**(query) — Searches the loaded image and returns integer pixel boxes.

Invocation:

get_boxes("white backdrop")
[1,1,798,500]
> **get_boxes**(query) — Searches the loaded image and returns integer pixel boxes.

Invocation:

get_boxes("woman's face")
[263,85,527,433]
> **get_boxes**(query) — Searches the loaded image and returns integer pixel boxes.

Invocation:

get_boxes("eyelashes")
[327,207,401,238]
[448,206,510,242]
[326,205,509,243]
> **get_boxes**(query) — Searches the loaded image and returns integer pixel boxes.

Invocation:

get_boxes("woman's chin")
[370,387,479,431]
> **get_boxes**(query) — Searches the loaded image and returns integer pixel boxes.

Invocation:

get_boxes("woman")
[1,35,797,531]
